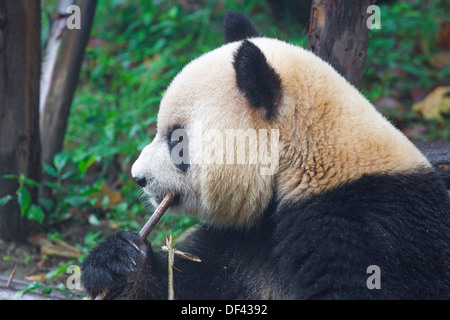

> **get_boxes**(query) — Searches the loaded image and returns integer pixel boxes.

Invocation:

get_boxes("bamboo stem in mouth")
[138,193,175,240]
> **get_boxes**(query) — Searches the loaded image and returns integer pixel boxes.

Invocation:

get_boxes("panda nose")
[134,177,147,188]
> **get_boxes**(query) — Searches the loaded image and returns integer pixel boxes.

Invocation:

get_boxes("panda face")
[131,41,279,227]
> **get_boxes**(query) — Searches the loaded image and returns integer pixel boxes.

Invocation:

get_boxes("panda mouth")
[153,193,181,206]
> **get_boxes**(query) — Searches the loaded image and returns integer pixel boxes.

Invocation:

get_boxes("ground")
[0,220,110,299]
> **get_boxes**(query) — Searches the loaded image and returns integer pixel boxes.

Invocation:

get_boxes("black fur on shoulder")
[224,9,260,43]
[233,40,282,119]
[273,170,450,299]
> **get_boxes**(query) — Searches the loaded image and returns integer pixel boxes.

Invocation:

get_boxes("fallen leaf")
[25,273,47,282]
[89,182,123,209]
[41,239,84,259]
[110,221,122,230]
[412,86,450,121]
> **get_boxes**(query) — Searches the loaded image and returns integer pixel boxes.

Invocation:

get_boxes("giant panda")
[82,10,450,299]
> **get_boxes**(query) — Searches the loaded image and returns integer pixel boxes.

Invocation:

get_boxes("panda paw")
[82,231,149,299]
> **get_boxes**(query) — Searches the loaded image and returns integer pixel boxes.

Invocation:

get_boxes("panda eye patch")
[167,125,189,172]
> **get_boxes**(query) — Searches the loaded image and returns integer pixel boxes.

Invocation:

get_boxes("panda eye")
[168,134,183,153]
[167,126,189,172]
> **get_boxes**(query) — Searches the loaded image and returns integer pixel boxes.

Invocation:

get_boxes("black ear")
[233,40,282,119]
[224,10,260,43]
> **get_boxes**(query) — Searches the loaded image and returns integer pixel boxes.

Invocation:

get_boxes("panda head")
[132,11,430,228]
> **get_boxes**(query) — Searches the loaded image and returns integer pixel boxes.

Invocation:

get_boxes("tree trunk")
[0,0,41,241]
[40,0,97,167]
[307,0,376,88]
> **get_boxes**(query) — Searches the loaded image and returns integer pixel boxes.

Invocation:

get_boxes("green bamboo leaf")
[27,205,45,224]
[17,187,31,216]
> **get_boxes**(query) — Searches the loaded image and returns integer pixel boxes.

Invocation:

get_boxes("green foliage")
[365,0,447,99]
[1,174,44,224]
[13,281,45,299]
[363,0,449,140]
